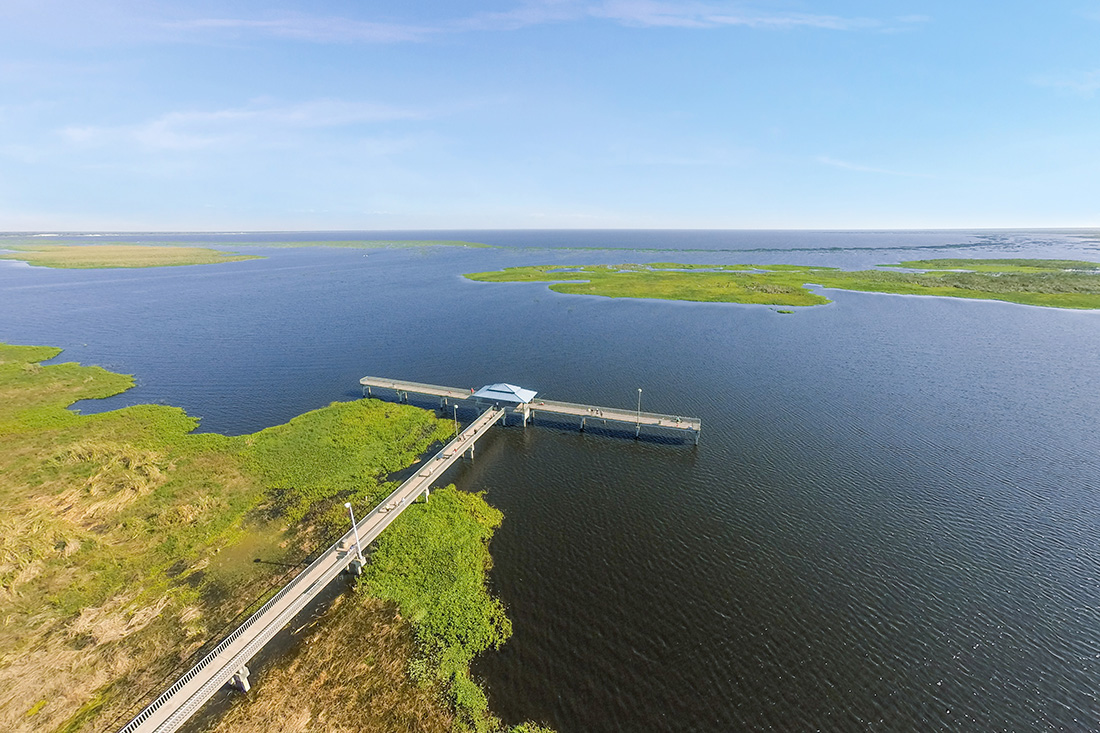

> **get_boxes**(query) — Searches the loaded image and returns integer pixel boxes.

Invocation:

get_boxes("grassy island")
[464,259,1100,309]
[0,343,548,733]
[0,240,492,270]
[0,244,261,269]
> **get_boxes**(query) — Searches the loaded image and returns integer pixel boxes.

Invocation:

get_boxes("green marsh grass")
[0,240,492,270]
[465,259,1100,309]
[0,245,260,269]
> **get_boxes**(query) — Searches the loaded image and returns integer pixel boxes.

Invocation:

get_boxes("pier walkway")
[530,398,701,436]
[116,407,504,733]
[359,377,473,404]
[360,377,701,442]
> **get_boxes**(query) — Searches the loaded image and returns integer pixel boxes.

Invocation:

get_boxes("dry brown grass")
[202,595,453,733]
[0,637,132,732]
[0,593,179,733]
[46,441,171,525]
[67,595,172,647]
[0,441,170,595]
[0,438,258,732]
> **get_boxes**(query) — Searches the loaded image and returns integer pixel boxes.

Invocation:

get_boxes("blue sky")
[0,1,1097,230]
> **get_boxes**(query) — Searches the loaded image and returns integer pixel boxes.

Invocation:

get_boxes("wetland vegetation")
[0,245,261,269]
[0,240,491,269]
[0,343,547,733]
[464,259,1100,309]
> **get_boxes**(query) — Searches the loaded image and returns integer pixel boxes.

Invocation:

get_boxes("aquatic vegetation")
[359,487,511,732]
[465,259,1100,309]
[244,399,452,526]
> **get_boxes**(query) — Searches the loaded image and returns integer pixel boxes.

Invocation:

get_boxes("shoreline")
[0,343,549,733]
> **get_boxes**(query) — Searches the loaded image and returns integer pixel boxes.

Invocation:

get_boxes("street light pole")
[453,404,459,437]
[636,388,642,438]
[344,501,365,566]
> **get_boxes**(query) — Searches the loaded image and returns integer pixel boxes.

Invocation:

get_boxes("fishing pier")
[116,378,698,733]
[360,377,702,443]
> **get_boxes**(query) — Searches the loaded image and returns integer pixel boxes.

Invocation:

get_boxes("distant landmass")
[0,240,491,269]
[465,259,1100,310]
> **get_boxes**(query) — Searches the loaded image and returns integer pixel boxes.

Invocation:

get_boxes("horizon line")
[1,226,1097,235]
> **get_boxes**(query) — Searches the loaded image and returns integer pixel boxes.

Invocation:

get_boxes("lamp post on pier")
[453,404,459,437]
[636,388,642,438]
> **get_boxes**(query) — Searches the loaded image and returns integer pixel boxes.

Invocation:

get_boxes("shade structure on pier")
[472,383,537,404]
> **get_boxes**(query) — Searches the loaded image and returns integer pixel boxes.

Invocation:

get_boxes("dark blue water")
[3,230,1099,731]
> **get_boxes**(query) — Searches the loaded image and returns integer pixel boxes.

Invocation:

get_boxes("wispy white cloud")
[59,99,431,152]
[466,1,928,33]
[165,14,434,44]
[590,1,869,30]
[456,0,584,31]
[158,1,927,42]
[1029,70,1100,97]
[816,155,933,178]
[0,0,928,46]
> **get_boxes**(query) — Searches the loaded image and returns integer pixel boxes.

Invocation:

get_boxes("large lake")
[3,230,1099,731]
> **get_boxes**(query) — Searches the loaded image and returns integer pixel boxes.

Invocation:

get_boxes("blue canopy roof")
[471,383,538,404]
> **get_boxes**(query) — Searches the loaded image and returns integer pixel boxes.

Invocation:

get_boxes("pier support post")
[635,423,641,439]
[230,666,251,693]
[348,558,363,576]
[580,417,586,432]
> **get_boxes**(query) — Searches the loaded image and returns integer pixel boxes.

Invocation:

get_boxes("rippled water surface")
[3,230,1100,731]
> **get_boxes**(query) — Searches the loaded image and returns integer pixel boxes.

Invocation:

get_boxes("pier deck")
[529,398,701,432]
[359,377,473,402]
[359,376,701,441]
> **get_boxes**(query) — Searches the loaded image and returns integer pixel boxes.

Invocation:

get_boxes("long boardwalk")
[360,376,702,442]
[117,407,505,733]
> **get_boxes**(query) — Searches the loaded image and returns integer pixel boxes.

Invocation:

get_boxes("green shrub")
[358,486,511,731]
